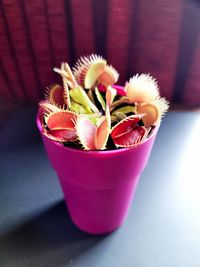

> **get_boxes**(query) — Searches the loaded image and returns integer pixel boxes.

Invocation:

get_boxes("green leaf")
[70,86,99,113]
[70,101,92,114]
[95,87,106,111]
[114,112,127,120]
[84,114,102,125]
[112,105,136,115]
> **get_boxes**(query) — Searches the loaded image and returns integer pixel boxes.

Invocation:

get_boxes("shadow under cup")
[37,112,158,234]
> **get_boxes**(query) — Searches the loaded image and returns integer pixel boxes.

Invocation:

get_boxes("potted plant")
[37,54,169,234]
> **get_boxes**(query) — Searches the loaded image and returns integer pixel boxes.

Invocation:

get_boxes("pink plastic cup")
[37,112,158,234]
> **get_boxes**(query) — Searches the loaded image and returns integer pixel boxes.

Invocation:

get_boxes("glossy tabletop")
[0,107,200,267]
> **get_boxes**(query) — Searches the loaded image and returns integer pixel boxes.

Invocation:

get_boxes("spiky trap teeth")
[39,53,169,150]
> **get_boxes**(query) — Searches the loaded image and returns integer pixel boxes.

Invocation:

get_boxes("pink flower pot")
[37,112,158,234]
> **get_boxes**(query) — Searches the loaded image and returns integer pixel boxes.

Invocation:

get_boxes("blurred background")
[0,0,200,123]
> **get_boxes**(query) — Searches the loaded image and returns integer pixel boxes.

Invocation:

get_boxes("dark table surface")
[0,107,200,267]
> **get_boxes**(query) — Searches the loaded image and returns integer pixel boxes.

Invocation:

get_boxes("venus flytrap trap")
[39,54,169,151]
[37,54,169,234]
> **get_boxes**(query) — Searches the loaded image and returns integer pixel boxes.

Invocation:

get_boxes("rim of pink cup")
[36,110,159,156]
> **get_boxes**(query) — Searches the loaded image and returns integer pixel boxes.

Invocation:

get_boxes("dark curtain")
[0,0,200,107]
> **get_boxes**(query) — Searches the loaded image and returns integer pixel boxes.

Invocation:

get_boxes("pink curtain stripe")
[131,0,183,101]
[0,65,12,101]
[23,0,54,93]
[70,0,95,59]
[106,0,134,84]
[183,36,200,106]
[3,0,40,101]
[46,0,70,68]
[0,1,25,100]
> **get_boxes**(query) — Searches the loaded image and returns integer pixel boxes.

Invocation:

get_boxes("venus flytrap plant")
[43,110,78,142]
[44,84,65,107]
[75,106,111,150]
[54,63,99,114]
[73,54,119,88]
[110,114,147,148]
[124,74,159,102]
[39,54,169,150]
